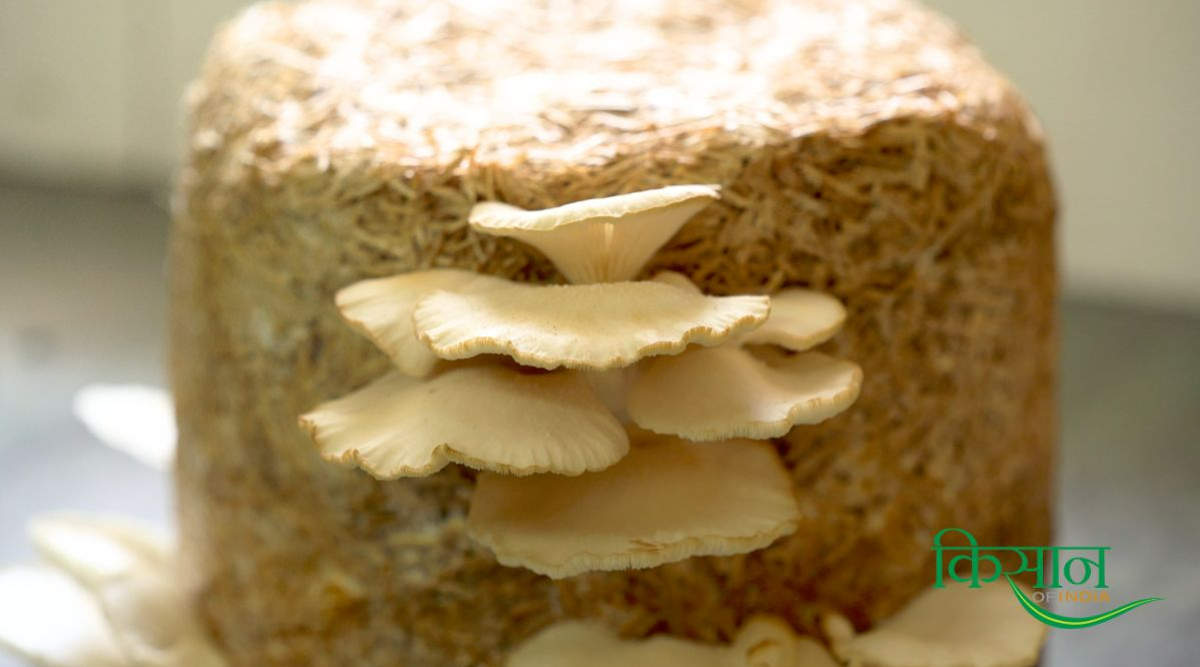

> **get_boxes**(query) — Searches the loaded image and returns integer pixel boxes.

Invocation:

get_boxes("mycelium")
[299,184,862,577]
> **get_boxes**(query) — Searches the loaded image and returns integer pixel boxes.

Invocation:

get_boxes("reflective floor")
[1,182,1197,666]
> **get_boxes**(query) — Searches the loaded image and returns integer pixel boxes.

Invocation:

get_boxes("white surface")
[0,0,250,187]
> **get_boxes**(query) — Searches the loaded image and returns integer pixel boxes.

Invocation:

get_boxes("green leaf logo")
[1006,577,1162,629]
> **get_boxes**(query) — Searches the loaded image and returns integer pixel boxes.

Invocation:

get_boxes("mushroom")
[650,270,704,294]
[300,365,628,478]
[507,615,840,667]
[335,269,509,377]
[468,185,720,284]
[627,347,862,441]
[414,280,769,370]
[737,288,846,351]
[734,616,841,667]
[651,272,846,351]
[830,581,1048,667]
[466,432,800,578]
[27,514,226,667]
[0,565,125,667]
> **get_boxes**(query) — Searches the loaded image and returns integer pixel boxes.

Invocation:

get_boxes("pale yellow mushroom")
[300,366,628,478]
[413,280,769,370]
[650,274,846,350]
[735,616,841,667]
[628,347,862,441]
[507,615,839,667]
[27,515,227,667]
[738,289,846,351]
[0,565,125,667]
[831,581,1048,667]
[466,433,800,578]
[335,269,509,377]
[468,185,720,284]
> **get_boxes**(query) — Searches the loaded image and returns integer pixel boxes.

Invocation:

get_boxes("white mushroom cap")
[414,280,769,370]
[466,432,799,578]
[30,515,171,584]
[832,581,1048,667]
[468,185,720,284]
[508,616,839,667]
[26,515,226,667]
[649,274,846,351]
[738,289,846,351]
[335,269,509,377]
[628,347,862,441]
[0,565,125,667]
[300,365,628,478]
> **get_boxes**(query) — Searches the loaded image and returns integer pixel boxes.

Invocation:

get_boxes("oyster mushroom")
[737,288,846,351]
[300,365,628,478]
[468,184,720,284]
[466,432,800,578]
[831,581,1048,667]
[628,346,862,441]
[414,279,769,370]
[26,515,226,667]
[652,272,847,351]
[0,565,125,667]
[335,269,510,377]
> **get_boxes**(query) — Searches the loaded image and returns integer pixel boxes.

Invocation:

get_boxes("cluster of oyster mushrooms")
[0,188,1050,667]
[300,184,863,577]
[0,514,226,667]
[507,580,1047,667]
[0,513,1044,667]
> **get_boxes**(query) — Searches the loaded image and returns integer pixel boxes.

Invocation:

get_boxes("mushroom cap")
[735,616,840,667]
[832,581,1048,667]
[335,269,509,377]
[0,565,125,667]
[466,432,800,578]
[30,515,170,587]
[738,288,846,351]
[628,347,862,440]
[414,280,769,370]
[468,185,720,283]
[300,366,628,478]
[649,270,704,294]
[650,273,845,351]
[26,514,227,667]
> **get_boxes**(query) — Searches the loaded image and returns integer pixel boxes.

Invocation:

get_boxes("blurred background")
[0,1,1196,665]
